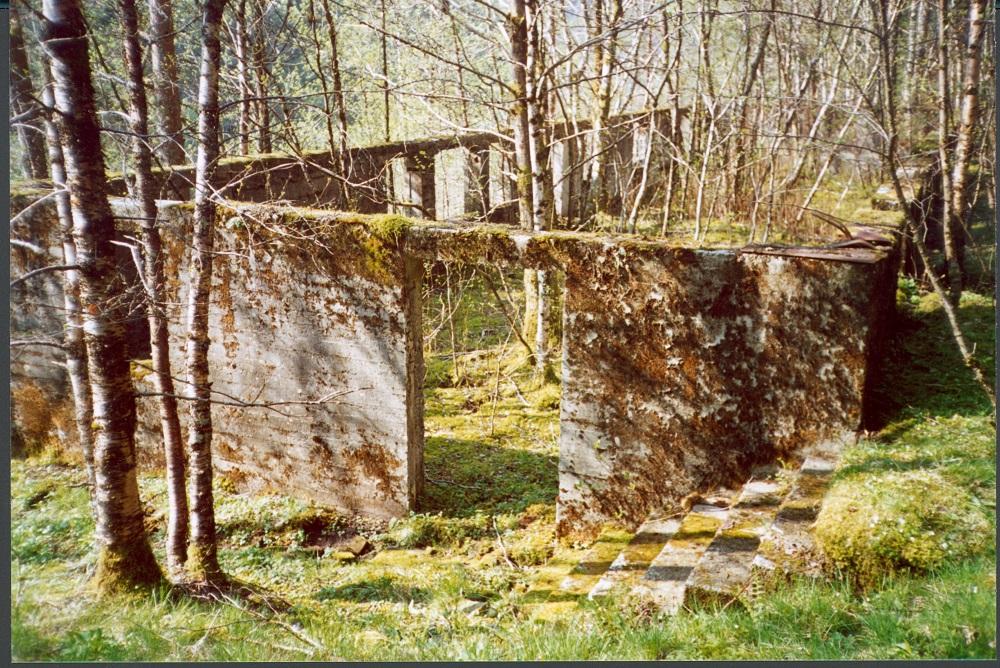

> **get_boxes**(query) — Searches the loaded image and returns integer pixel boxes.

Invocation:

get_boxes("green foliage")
[58,628,129,662]
[379,512,495,549]
[896,276,920,306]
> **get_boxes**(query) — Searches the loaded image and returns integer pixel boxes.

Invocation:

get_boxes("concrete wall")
[9,186,895,533]
[104,110,683,223]
[120,201,425,518]
[555,244,897,537]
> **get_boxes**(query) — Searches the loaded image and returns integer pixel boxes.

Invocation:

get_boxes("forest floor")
[10,206,997,660]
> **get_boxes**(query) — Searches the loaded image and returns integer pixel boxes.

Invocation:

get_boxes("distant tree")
[40,0,161,593]
[10,2,48,179]
[147,0,187,165]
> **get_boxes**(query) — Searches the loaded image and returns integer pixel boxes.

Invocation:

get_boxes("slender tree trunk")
[729,0,772,212]
[251,0,272,153]
[147,0,186,165]
[320,0,350,175]
[306,0,337,156]
[589,0,623,220]
[185,0,227,582]
[235,0,252,156]
[41,0,161,593]
[510,0,539,352]
[10,4,48,179]
[39,66,95,509]
[936,0,961,303]
[381,0,391,142]
[120,0,189,575]
[525,0,552,375]
[511,0,533,228]
[949,0,987,271]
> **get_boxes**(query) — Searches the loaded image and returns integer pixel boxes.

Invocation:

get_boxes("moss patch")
[816,470,991,587]
[92,542,163,595]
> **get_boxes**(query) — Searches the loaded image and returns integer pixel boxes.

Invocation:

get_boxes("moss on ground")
[816,469,990,586]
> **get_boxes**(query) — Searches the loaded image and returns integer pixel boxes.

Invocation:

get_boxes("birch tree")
[184,0,228,582]
[40,0,161,592]
[120,0,190,575]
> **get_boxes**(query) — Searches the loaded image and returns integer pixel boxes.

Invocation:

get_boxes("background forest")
[8,0,998,661]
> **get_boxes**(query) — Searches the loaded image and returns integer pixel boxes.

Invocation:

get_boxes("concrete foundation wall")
[124,201,424,518]
[556,245,896,537]
[9,189,895,532]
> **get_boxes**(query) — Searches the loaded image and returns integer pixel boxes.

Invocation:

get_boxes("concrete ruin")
[9,117,899,537]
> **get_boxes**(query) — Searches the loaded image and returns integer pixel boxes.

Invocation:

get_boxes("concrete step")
[630,503,732,614]
[521,528,632,620]
[684,474,788,607]
[754,448,842,578]
[523,440,847,619]
[588,516,682,599]
[557,528,633,596]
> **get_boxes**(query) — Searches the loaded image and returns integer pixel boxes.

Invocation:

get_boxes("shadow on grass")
[864,299,995,429]
[314,575,430,604]
[835,292,995,487]
[420,436,558,518]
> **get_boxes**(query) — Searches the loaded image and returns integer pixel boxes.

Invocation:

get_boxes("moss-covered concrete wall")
[118,201,425,518]
[9,190,895,533]
[555,245,897,538]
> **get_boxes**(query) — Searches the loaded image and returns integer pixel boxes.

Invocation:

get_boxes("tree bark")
[510,0,541,355]
[949,0,987,270]
[40,0,161,593]
[936,0,962,303]
[120,0,190,576]
[510,0,533,228]
[184,0,227,582]
[10,3,49,179]
[524,0,552,375]
[147,0,186,165]
[39,65,95,511]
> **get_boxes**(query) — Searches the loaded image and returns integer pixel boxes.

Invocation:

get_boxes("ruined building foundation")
[10,122,898,537]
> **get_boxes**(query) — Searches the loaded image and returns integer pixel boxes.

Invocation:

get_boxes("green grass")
[10,258,997,660]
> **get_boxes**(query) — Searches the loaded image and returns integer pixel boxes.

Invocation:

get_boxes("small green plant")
[58,629,128,662]
[896,276,920,307]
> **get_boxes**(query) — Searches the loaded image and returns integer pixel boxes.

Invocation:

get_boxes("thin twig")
[10,264,81,289]
[493,516,519,570]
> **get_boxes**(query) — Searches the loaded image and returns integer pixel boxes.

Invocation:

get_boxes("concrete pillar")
[391,154,435,219]
[551,135,582,221]
[488,144,517,217]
